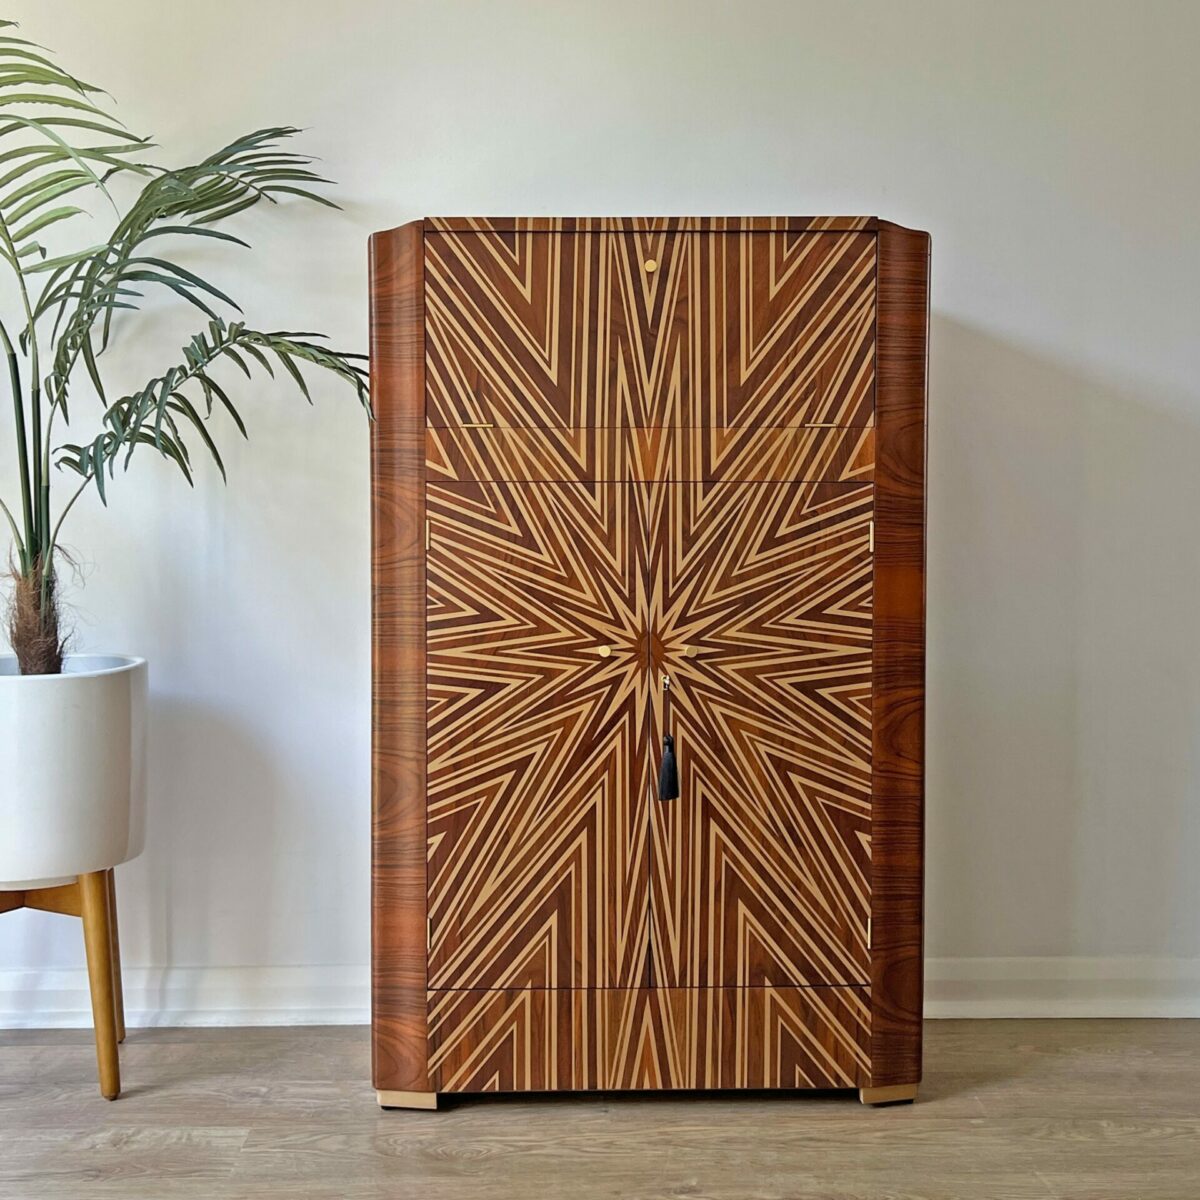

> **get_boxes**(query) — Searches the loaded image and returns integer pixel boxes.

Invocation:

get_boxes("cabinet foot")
[860,1083,918,1106]
[378,1089,438,1110]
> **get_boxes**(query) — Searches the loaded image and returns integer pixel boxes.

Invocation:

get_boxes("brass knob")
[683,645,698,659]
[644,258,657,273]
[598,645,613,658]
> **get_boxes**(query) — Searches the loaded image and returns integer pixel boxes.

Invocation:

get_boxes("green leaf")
[0,91,109,116]
[113,269,223,321]
[0,66,94,97]
[222,346,252,379]
[81,332,105,404]
[0,115,143,143]
[274,346,312,403]
[2,113,114,202]
[169,392,225,479]
[240,342,274,376]
[0,46,81,76]
[126,255,241,312]
[0,164,86,205]
[11,203,82,243]
[0,149,77,191]
[3,173,91,223]
[201,373,247,437]
[142,224,250,249]
[91,433,107,503]
[25,241,106,273]
[192,192,260,226]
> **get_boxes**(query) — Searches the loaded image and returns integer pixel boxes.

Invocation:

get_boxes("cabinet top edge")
[370,217,919,238]
[427,216,880,233]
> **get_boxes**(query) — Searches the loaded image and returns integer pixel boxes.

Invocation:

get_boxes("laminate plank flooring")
[1,1021,1197,1199]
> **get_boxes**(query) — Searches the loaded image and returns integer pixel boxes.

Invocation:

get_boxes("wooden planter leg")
[105,870,125,1044]
[79,872,121,1100]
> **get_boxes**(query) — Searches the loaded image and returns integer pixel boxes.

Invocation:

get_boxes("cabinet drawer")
[427,424,874,483]
[427,985,870,1093]
[425,229,875,429]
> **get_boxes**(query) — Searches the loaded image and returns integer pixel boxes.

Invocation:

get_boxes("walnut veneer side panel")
[370,221,430,1093]
[428,986,870,1092]
[869,221,930,1088]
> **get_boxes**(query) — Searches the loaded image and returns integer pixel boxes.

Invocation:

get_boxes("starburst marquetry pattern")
[428,985,870,1092]
[425,480,652,991]
[426,473,872,993]
[426,424,876,485]
[424,225,875,429]
[647,479,873,989]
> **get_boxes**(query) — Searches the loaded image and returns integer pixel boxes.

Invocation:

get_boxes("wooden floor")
[1,1021,1197,1198]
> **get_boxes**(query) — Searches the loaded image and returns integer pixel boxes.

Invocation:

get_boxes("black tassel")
[658,734,679,801]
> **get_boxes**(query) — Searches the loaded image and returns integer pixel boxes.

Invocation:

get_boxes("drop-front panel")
[372,217,927,1103]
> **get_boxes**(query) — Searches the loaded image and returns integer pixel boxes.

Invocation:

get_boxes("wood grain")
[372,216,929,1097]
[3,1023,1198,1200]
[426,216,878,234]
[106,869,125,1044]
[427,424,875,484]
[423,228,876,429]
[370,220,430,1093]
[78,871,119,1099]
[869,220,930,1089]
[1,874,125,1083]
[647,480,874,992]
[424,480,651,991]
[19,880,81,917]
[428,986,870,1092]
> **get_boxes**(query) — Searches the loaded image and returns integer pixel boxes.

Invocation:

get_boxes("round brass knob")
[598,645,613,658]
[683,645,698,659]
[644,258,657,273]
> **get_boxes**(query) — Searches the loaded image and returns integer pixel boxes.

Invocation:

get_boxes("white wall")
[3,0,1198,1024]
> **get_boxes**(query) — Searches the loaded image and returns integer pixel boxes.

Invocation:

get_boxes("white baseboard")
[0,965,370,1028]
[1,958,1197,1028]
[924,956,1200,1018]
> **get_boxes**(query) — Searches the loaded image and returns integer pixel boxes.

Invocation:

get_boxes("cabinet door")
[424,229,613,428]
[692,229,876,429]
[648,480,873,988]
[423,226,875,429]
[426,480,652,989]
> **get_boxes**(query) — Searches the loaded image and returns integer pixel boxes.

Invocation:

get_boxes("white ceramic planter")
[0,655,147,890]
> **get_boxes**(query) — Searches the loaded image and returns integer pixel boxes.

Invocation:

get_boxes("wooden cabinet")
[371,217,928,1108]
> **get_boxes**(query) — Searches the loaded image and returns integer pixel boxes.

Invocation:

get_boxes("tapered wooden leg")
[79,872,120,1100]
[105,870,125,1044]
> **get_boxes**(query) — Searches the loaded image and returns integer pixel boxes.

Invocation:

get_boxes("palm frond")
[0,36,150,273]
[40,126,341,414]
[0,19,369,644]
[55,319,369,502]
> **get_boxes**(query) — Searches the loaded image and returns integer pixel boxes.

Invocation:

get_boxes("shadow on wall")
[138,692,285,1014]
[926,316,1200,962]
[0,692,287,1019]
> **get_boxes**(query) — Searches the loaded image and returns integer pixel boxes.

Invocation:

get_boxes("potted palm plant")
[0,11,366,996]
